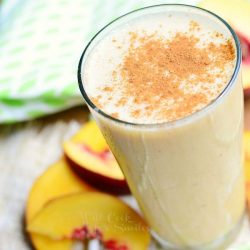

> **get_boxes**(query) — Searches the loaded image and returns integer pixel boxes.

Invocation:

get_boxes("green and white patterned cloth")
[0,0,201,123]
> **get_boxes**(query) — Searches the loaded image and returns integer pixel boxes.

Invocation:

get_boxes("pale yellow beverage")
[78,5,244,249]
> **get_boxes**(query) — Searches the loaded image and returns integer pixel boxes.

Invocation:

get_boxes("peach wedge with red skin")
[27,192,150,250]
[244,131,250,161]
[245,160,250,206]
[26,158,93,222]
[63,120,129,194]
[199,0,250,95]
[25,158,94,250]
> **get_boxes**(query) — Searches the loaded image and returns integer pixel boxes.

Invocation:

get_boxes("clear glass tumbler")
[78,4,244,249]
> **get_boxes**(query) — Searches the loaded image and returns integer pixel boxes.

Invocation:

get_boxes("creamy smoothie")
[79,5,244,249]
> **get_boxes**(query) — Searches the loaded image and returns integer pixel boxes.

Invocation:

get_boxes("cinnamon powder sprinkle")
[189,20,201,32]
[111,112,119,118]
[131,109,141,118]
[91,96,103,109]
[91,23,236,123]
[102,86,113,92]
[116,96,127,107]
[110,30,235,121]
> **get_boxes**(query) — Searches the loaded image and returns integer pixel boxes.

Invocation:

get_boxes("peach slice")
[245,160,250,211]
[244,132,250,212]
[29,234,72,250]
[199,0,250,95]
[244,131,250,161]
[26,158,93,223]
[63,120,129,194]
[26,159,94,250]
[27,192,150,250]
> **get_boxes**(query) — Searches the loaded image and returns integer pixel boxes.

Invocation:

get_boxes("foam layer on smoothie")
[83,10,236,124]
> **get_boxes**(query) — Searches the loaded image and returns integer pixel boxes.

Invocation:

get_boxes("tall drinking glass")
[78,5,244,249]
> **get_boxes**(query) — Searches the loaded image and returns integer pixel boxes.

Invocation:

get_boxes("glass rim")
[78,3,242,128]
